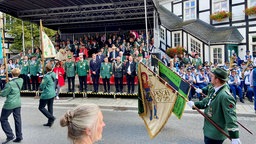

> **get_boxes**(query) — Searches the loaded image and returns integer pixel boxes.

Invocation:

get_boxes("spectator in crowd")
[60,103,105,144]
[192,53,202,70]
[39,64,56,127]
[182,53,191,66]
[244,64,253,102]
[100,57,112,93]
[113,56,124,93]
[244,50,252,63]
[0,64,6,90]
[90,54,100,93]
[183,68,196,100]
[20,56,30,90]
[96,49,105,63]
[76,54,89,92]
[0,68,23,143]
[53,62,65,99]
[7,59,15,78]
[196,68,209,101]
[228,69,244,103]
[250,65,256,113]
[161,55,169,66]
[110,45,118,62]
[65,56,76,92]
[125,56,136,94]
[29,55,39,91]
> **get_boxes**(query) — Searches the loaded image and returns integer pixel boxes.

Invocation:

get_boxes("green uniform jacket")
[29,60,39,76]
[0,78,23,109]
[65,61,76,77]
[20,60,30,75]
[39,72,56,99]
[100,63,112,78]
[194,84,239,140]
[192,57,202,69]
[76,60,89,76]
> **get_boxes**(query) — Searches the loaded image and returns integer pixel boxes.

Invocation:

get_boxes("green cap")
[68,55,72,59]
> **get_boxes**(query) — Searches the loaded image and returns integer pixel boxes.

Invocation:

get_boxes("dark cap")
[200,68,205,71]
[211,68,229,82]
[246,50,250,52]
[187,68,191,72]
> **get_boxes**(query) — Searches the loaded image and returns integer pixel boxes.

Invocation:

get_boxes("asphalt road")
[0,105,255,144]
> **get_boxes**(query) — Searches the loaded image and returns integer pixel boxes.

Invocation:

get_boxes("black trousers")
[103,77,110,92]
[126,75,135,93]
[21,74,30,90]
[91,74,99,92]
[78,76,87,92]
[31,75,39,91]
[38,98,55,124]
[0,107,22,139]
[0,79,6,90]
[67,77,75,92]
[204,136,224,144]
[115,77,123,92]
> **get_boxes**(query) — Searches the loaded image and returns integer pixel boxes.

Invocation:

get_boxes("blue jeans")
[0,107,22,139]
[204,136,224,144]
[38,98,55,124]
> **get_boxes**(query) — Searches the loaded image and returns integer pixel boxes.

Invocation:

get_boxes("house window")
[252,36,256,57]
[213,47,223,64]
[160,27,165,40]
[173,32,181,47]
[184,0,196,20]
[213,0,228,13]
[190,38,201,56]
[250,0,256,7]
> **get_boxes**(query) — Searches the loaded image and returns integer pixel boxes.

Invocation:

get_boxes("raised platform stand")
[20,91,138,99]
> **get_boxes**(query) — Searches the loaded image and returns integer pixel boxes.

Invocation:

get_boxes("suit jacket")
[90,59,100,76]
[96,54,105,63]
[125,61,136,77]
[110,51,119,62]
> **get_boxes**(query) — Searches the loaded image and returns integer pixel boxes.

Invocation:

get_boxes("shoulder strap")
[13,80,21,91]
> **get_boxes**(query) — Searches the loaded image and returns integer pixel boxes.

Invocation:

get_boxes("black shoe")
[120,90,123,93]
[2,136,14,144]
[13,138,22,143]
[43,123,51,127]
[108,91,110,93]
[240,99,244,103]
[103,90,107,93]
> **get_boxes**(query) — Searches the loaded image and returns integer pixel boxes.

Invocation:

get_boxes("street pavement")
[17,96,256,117]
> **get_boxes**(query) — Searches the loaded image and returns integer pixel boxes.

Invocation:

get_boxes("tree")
[5,14,56,52]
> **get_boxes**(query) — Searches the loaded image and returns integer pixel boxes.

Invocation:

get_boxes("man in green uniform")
[0,68,23,143]
[19,56,30,90]
[187,67,241,144]
[76,54,89,92]
[29,55,39,91]
[192,53,202,70]
[65,56,76,92]
[100,57,112,93]
[38,64,56,127]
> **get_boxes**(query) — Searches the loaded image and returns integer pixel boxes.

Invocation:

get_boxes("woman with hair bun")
[60,103,105,144]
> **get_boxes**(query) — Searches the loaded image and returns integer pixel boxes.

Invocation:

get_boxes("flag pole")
[40,19,44,74]
[151,55,253,135]
[139,62,232,140]
[2,14,8,82]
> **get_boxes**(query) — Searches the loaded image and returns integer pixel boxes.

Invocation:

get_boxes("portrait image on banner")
[42,31,56,58]
[138,63,177,139]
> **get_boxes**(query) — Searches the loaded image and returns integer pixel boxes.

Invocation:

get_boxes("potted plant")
[244,6,256,16]
[166,46,185,58]
[210,11,231,22]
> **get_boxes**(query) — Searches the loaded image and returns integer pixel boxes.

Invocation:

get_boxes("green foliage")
[4,14,56,52]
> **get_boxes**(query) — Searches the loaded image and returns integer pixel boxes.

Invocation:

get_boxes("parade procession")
[0,0,256,144]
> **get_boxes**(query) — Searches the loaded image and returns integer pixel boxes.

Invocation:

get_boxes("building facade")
[155,0,256,64]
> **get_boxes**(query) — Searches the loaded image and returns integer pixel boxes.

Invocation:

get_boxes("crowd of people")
[0,30,154,98]
[162,50,255,104]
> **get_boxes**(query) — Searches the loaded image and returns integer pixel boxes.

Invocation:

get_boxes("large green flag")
[158,61,190,119]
